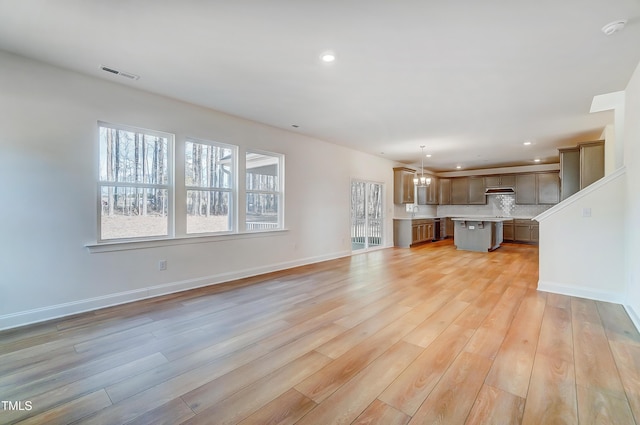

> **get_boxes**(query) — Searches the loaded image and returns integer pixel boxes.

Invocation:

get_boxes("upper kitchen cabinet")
[468,177,486,204]
[439,178,451,205]
[559,147,580,201]
[393,167,416,204]
[451,177,469,205]
[417,176,439,205]
[516,172,560,205]
[537,172,560,204]
[484,174,516,187]
[580,141,605,189]
[515,174,537,204]
[558,140,604,200]
[451,177,486,205]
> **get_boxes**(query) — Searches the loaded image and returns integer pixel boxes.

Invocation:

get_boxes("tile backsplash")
[436,194,552,218]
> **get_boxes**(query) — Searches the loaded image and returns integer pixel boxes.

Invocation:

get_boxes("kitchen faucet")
[411,205,418,218]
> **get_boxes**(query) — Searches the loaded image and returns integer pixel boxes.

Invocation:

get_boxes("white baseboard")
[537,280,625,304]
[624,304,640,334]
[0,250,352,331]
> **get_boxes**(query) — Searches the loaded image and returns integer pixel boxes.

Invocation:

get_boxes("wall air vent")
[100,65,140,80]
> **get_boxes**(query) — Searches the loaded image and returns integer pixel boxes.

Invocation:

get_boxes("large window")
[97,121,285,244]
[98,123,173,241]
[185,140,235,234]
[246,151,283,230]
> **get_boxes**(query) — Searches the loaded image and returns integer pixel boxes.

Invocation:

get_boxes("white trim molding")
[537,280,625,305]
[625,304,640,334]
[0,250,350,331]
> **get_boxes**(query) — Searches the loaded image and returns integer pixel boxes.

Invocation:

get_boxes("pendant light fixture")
[413,145,431,187]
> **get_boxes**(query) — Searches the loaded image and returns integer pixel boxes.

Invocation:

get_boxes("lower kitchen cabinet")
[514,219,539,243]
[393,219,435,247]
[503,220,514,241]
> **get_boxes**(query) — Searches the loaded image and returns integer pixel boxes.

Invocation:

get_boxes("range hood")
[484,187,515,194]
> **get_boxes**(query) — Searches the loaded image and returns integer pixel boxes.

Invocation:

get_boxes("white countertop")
[394,215,534,221]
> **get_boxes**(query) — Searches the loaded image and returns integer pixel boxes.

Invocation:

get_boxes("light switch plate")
[582,208,592,218]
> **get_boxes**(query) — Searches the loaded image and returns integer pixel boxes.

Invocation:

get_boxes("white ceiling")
[1,0,639,171]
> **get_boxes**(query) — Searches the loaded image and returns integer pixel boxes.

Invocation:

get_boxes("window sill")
[86,229,289,253]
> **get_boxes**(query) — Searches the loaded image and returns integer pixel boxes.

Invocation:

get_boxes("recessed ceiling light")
[456,165,462,169]
[534,158,541,162]
[426,154,432,158]
[523,141,532,146]
[320,51,336,63]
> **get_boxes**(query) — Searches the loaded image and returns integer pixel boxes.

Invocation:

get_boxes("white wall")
[537,171,626,302]
[624,62,640,327]
[0,51,398,330]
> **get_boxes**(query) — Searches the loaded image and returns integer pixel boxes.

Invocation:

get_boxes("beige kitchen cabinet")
[580,141,605,189]
[514,219,539,243]
[468,177,486,204]
[393,219,435,247]
[485,175,516,187]
[559,147,580,200]
[412,219,434,244]
[515,172,559,205]
[451,177,468,205]
[515,174,537,204]
[450,176,486,205]
[417,176,439,205]
[503,219,515,241]
[393,167,416,204]
[439,178,451,205]
[537,172,560,204]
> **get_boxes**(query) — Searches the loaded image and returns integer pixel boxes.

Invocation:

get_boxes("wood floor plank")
[608,339,640,424]
[352,399,410,425]
[124,398,195,425]
[484,289,546,398]
[402,298,470,348]
[236,389,317,425]
[295,306,422,403]
[577,384,636,425]
[1,241,639,425]
[379,324,475,416]
[572,298,626,397]
[521,354,577,425]
[14,389,112,425]
[464,384,525,425]
[407,351,493,425]
[296,341,423,425]
[181,351,332,425]
[315,303,412,359]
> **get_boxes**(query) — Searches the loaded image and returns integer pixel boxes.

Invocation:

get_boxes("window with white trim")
[185,139,235,234]
[245,151,283,231]
[98,122,173,241]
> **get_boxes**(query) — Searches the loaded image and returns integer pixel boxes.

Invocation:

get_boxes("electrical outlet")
[158,260,167,271]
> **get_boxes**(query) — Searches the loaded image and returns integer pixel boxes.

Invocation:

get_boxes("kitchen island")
[451,217,509,252]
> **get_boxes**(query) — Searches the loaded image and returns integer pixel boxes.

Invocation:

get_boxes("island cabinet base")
[452,219,504,252]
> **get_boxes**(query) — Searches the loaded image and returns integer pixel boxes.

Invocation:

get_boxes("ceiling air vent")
[100,65,140,80]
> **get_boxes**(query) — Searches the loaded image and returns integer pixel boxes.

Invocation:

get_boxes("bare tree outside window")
[185,140,234,234]
[98,123,172,240]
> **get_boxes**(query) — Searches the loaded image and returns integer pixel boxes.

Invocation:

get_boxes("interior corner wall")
[0,51,397,330]
[624,61,640,328]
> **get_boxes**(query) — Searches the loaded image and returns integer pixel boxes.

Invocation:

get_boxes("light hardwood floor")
[1,240,639,424]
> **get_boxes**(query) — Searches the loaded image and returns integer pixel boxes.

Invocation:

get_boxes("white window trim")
[184,137,238,235]
[245,149,285,232]
[97,121,175,243]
